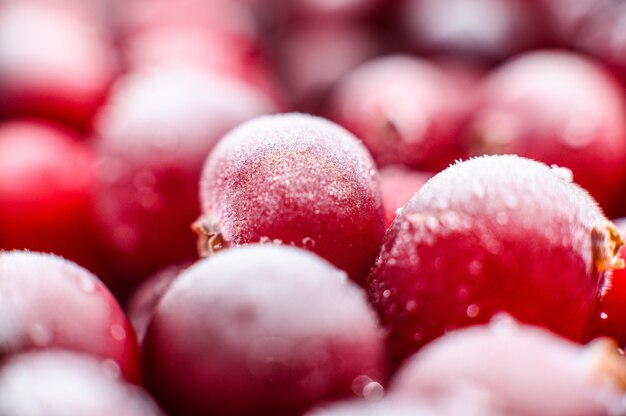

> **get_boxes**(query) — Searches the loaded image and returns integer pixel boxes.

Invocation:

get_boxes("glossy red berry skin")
[329,55,469,171]
[0,350,163,415]
[368,155,622,365]
[197,113,385,285]
[95,66,276,297]
[142,245,386,416]
[0,251,140,382]
[391,319,626,416]
[0,120,105,273]
[0,2,118,132]
[465,51,626,216]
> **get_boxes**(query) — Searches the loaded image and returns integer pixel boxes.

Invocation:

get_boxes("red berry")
[398,0,551,62]
[142,245,386,415]
[0,2,118,131]
[0,350,163,415]
[0,251,140,382]
[329,55,469,171]
[368,155,623,364]
[0,120,104,272]
[465,51,626,215]
[95,66,276,297]
[196,113,385,285]
[391,318,626,415]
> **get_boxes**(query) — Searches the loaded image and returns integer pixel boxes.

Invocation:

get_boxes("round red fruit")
[197,113,385,285]
[0,251,140,381]
[369,155,623,364]
[142,244,385,415]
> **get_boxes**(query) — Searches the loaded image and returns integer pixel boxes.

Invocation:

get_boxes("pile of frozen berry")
[5,0,626,414]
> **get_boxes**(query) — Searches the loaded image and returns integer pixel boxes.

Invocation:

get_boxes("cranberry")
[0,350,163,415]
[0,120,105,273]
[0,251,140,381]
[329,55,470,171]
[142,245,385,415]
[465,51,626,216]
[94,65,276,297]
[391,317,626,415]
[398,0,552,62]
[0,2,118,132]
[273,18,383,113]
[587,217,626,347]
[196,113,385,285]
[368,155,623,365]
[378,165,433,227]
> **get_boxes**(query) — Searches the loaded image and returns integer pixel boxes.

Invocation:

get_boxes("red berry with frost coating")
[368,155,623,364]
[379,165,433,227]
[95,66,276,297]
[196,113,385,285]
[0,350,163,416]
[0,251,140,381]
[391,318,626,416]
[465,51,626,215]
[0,120,104,273]
[142,245,386,415]
[329,55,469,171]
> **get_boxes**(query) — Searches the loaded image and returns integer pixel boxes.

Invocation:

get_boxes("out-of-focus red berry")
[0,251,140,382]
[465,51,626,216]
[329,55,470,171]
[94,66,277,298]
[379,165,433,228]
[0,120,104,272]
[0,2,118,132]
[142,245,386,415]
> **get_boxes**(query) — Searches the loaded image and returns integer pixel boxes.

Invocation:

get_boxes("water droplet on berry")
[363,381,384,401]
[468,260,482,276]
[302,237,316,248]
[466,304,480,318]
[600,312,608,320]
[406,300,418,312]
[383,289,391,298]
[110,324,126,341]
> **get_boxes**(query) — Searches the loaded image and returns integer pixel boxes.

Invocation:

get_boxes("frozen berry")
[142,245,385,415]
[378,165,432,227]
[0,120,104,273]
[196,113,385,285]
[0,2,118,131]
[0,251,140,381]
[329,55,469,171]
[465,51,626,215]
[391,318,626,415]
[369,155,623,364]
[0,350,163,415]
[95,66,276,297]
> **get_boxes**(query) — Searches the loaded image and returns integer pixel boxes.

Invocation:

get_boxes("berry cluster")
[3,0,626,415]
